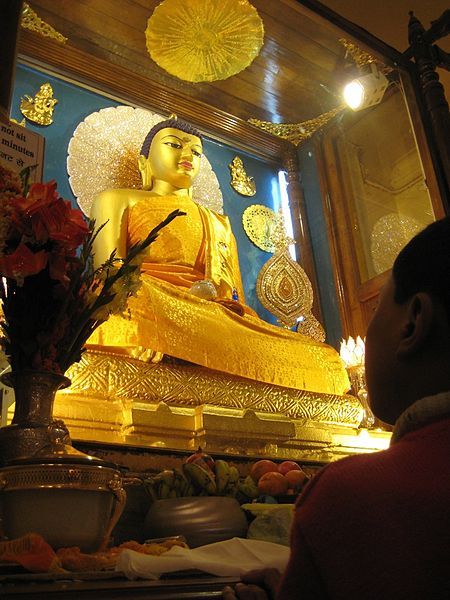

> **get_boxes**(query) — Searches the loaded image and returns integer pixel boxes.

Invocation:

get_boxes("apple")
[257,471,289,496]
[277,460,302,476]
[249,459,278,483]
[185,446,215,471]
[285,469,309,492]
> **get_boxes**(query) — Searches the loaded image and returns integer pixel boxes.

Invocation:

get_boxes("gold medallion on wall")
[242,205,277,253]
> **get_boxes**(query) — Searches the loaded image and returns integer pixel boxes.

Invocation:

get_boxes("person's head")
[138,117,203,194]
[365,216,450,425]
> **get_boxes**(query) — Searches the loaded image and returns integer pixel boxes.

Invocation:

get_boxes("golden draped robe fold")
[88,195,349,395]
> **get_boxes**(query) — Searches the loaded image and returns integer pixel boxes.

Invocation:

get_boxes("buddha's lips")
[179,161,193,170]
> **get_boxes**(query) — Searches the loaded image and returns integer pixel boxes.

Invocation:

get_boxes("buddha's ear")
[138,155,153,190]
[397,292,433,358]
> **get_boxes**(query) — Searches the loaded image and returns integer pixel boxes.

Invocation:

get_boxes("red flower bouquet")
[0,164,181,375]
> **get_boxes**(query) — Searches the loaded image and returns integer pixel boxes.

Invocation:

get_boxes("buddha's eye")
[192,149,202,158]
[165,141,182,149]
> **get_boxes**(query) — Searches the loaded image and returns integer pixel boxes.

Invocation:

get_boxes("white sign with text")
[0,120,45,183]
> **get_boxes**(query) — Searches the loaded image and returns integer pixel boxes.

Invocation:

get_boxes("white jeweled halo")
[67,106,223,216]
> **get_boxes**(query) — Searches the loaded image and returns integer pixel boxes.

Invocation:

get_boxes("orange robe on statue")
[88,195,349,395]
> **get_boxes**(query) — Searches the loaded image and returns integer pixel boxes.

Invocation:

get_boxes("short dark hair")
[393,216,450,317]
[140,118,203,158]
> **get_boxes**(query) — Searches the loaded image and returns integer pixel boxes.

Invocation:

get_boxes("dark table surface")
[0,567,241,599]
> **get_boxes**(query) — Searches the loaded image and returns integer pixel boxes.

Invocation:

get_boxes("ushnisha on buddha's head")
[138,117,203,196]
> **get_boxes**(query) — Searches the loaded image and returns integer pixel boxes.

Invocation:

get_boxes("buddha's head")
[138,117,203,195]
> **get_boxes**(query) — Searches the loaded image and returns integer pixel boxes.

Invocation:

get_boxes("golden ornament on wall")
[229,157,256,196]
[249,105,345,147]
[20,83,58,126]
[67,106,223,216]
[338,38,392,74]
[10,118,26,127]
[21,3,67,43]
[257,250,313,329]
[256,211,325,341]
[242,205,278,253]
[145,0,264,83]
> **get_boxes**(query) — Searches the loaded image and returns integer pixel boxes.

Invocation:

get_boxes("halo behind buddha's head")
[67,107,223,215]
[140,117,203,158]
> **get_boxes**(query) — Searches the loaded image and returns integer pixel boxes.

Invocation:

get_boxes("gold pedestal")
[32,350,392,462]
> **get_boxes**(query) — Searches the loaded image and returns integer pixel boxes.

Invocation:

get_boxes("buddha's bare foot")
[131,346,164,363]
[162,355,197,367]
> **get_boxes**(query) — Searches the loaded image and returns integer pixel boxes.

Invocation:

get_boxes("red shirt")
[277,418,450,599]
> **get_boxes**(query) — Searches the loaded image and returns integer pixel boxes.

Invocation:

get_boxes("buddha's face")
[145,127,203,192]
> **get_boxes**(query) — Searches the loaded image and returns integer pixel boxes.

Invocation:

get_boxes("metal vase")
[0,370,71,465]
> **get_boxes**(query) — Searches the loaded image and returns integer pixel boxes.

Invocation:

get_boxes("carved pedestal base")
[3,351,391,463]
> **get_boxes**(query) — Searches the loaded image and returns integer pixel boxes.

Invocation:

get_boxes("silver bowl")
[0,459,126,552]
[144,496,248,548]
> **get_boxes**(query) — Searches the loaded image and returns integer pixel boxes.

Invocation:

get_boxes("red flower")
[47,252,69,287]
[0,242,48,280]
[15,181,58,214]
[43,198,89,250]
[13,183,90,251]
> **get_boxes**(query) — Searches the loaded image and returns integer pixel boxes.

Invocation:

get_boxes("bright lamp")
[343,65,388,111]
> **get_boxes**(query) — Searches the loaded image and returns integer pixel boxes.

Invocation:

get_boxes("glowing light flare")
[340,335,365,368]
[343,66,388,112]
[343,80,365,110]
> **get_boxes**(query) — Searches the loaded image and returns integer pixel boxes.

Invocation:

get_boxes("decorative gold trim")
[10,118,26,127]
[0,463,121,492]
[229,157,256,196]
[21,3,67,43]
[64,350,362,426]
[248,105,345,146]
[338,38,393,74]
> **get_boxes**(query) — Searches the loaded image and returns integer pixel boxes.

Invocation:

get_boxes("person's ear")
[138,155,153,190]
[397,293,433,358]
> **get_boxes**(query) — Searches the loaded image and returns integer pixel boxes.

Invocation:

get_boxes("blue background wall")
[297,143,342,348]
[11,64,281,323]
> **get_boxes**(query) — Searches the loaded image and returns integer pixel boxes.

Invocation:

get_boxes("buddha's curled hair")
[140,117,203,158]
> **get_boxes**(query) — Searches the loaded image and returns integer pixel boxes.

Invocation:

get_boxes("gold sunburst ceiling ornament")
[145,0,264,83]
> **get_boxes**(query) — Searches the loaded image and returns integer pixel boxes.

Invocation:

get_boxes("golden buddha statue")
[88,117,349,396]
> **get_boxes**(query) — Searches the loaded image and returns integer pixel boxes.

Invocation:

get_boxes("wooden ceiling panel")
[20,0,404,134]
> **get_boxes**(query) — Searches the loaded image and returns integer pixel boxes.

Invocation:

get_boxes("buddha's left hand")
[222,568,281,600]
[214,298,246,316]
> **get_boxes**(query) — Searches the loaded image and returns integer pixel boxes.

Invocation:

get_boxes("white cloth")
[116,537,290,580]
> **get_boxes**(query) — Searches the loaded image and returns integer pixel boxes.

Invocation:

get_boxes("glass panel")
[335,84,435,282]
